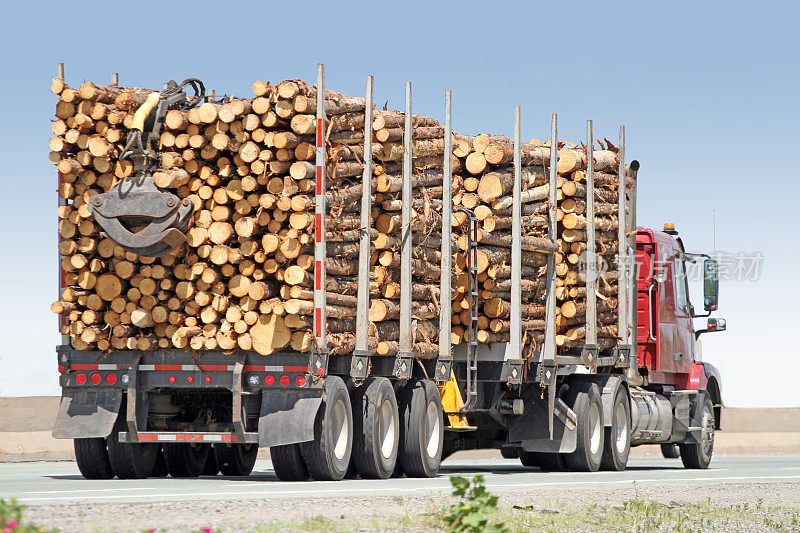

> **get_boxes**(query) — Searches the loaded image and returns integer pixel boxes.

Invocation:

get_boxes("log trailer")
[52,64,726,480]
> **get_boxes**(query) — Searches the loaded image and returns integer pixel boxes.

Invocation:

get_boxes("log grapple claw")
[89,176,193,257]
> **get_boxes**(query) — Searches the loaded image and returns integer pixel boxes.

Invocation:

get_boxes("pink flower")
[6,520,17,528]
[200,528,214,533]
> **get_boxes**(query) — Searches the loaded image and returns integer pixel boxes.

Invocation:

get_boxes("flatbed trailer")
[53,63,726,480]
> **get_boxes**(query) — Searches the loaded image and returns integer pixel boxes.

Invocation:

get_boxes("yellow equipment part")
[131,92,161,131]
[439,369,471,428]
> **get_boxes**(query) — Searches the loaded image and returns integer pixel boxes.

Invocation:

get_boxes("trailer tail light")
[279,375,290,387]
[168,376,176,383]
[264,375,275,386]
[105,373,117,385]
[75,373,87,385]
[295,375,306,387]
[58,365,65,373]
[120,374,130,384]
[90,372,102,385]
[204,376,212,384]
[186,375,194,383]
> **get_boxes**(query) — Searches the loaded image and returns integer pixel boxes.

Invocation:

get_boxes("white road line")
[14,474,800,503]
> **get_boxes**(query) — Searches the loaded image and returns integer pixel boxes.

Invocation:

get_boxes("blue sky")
[0,0,798,406]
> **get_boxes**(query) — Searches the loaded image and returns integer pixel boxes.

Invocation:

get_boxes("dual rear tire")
[517,380,630,473]
[271,377,444,481]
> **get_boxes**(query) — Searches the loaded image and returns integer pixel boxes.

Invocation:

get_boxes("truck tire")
[74,438,114,479]
[564,381,604,472]
[660,444,680,459]
[162,443,210,477]
[352,377,399,479]
[106,416,158,479]
[397,379,443,478]
[501,447,520,459]
[271,444,309,481]
[151,445,169,477]
[520,451,566,471]
[300,375,353,481]
[203,448,220,476]
[600,385,631,471]
[214,444,258,476]
[518,450,538,467]
[679,394,715,469]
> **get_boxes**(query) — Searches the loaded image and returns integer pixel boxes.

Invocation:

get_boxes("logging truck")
[52,65,725,480]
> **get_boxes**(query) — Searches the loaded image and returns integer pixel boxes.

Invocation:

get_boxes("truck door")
[636,239,657,370]
[671,254,695,374]
[656,243,678,374]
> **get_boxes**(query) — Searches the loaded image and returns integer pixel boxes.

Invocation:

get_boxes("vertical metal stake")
[583,120,598,366]
[396,82,413,378]
[56,63,69,347]
[508,107,523,358]
[352,75,374,379]
[313,63,328,365]
[436,90,454,382]
[112,72,119,86]
[617,125,629,348]
[541,114,559,369]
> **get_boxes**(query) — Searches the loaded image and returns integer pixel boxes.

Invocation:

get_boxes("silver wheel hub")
[331,398,349,461]
[614,402,629,455]
[424,401,440,459]
[378,397,396,460]
[588,403,602,455]
[701,404,714,457]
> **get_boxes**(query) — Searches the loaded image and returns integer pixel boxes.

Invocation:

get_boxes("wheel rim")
[424,401,440,459]
[588,402,602,455]
[701,404,714,457]
[378,397,396,460]
[331,398,349,461]
[613,402,629,455]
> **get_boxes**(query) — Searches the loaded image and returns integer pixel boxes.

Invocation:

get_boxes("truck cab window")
[674,257,689,311]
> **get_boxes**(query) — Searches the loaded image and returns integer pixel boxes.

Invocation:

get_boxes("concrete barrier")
[1,397,798,462]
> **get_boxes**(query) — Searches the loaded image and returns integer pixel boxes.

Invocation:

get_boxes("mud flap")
[52,388,122,439]
[508,384,577,453]
[257,389,322,447]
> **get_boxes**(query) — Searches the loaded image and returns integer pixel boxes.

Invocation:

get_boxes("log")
[250,314,291,355]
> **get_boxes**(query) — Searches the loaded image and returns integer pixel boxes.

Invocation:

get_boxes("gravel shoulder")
[21,482,800,532]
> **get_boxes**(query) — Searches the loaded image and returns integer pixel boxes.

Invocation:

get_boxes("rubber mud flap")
[52,388,122,439]
[258,389,322,447]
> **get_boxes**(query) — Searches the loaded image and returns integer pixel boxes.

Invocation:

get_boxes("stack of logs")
[49,75,627,357]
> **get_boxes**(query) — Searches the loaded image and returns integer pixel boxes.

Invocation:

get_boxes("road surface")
[2,455,799,505]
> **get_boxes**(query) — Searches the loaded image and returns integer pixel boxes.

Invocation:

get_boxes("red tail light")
[186,375,194,383]
[279,375,290,387]
[168,376,176,383]
[264,375,275,386]
[58,365,65,373]
[204,376,212,383]
[295,375,306,387]
[90,373,102,385]
[105,373,117,385]
[75,373,87,385]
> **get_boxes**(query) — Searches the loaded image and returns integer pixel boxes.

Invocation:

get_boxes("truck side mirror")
[695,318,726,339]
[703,259,718,311]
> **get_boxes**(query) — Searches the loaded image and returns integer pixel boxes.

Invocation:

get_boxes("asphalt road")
[2,455,799,506]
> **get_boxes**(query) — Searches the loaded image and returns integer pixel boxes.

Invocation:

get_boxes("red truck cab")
[636,226,724,424]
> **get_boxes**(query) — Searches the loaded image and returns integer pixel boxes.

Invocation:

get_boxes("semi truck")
[52,64,725,481]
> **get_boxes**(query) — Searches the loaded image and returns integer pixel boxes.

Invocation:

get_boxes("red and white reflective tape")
[68,364,311,373]
[136,432,240,443]
[313,64,327,346]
